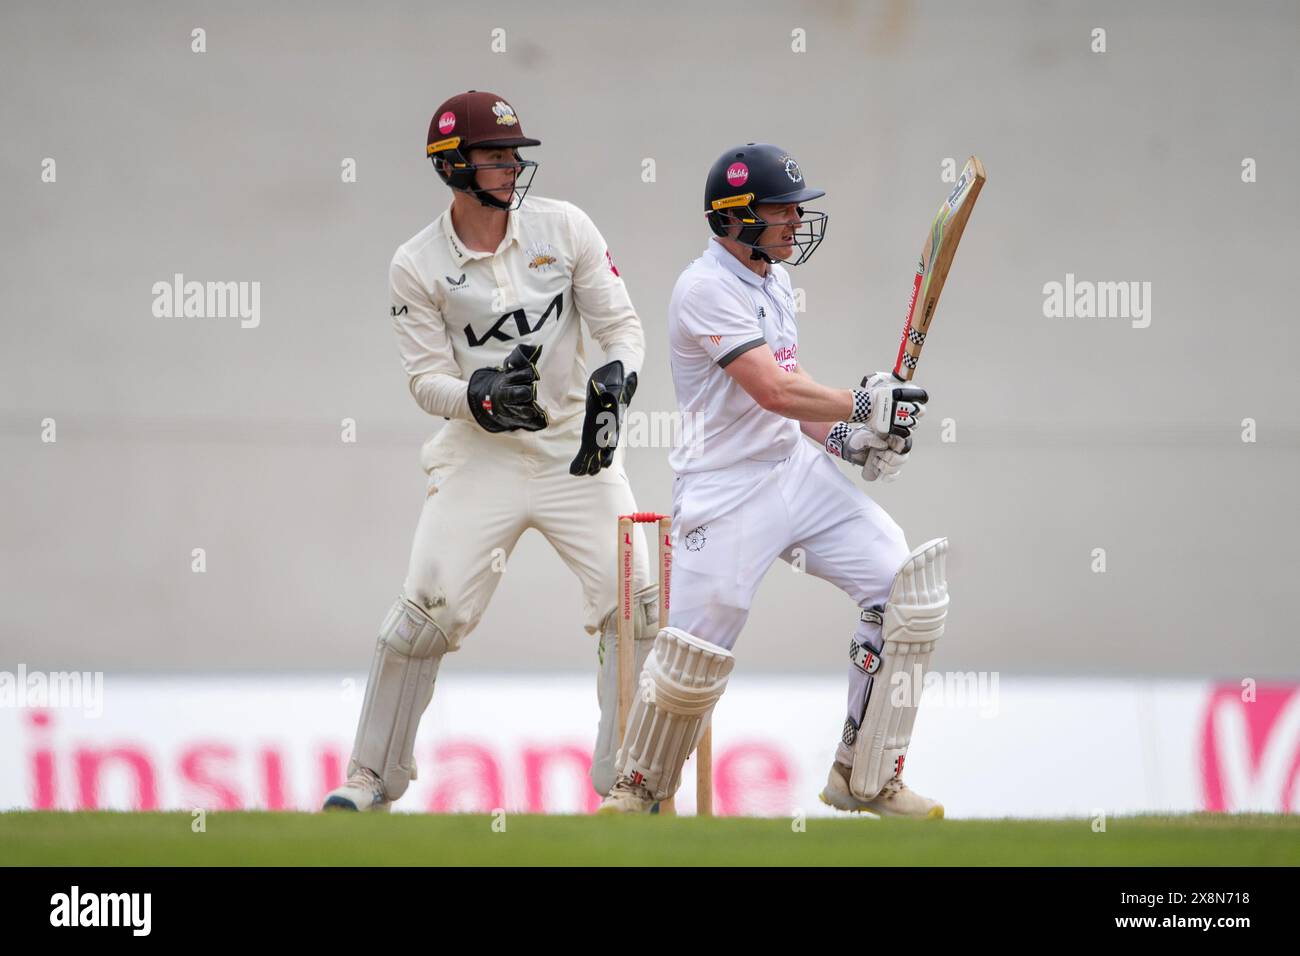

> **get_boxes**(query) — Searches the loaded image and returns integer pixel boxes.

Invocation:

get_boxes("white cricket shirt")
[389,196,644,427]
[667,239,802,473]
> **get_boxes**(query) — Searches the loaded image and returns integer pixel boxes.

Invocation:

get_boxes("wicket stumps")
[617,511,713,816]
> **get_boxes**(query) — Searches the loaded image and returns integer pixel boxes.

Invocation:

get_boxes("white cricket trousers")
[668,437,912,764]
[401,413,653,795]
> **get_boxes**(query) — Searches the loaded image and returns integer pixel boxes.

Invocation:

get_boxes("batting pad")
[850,538,949,800]
[616,627,734,801]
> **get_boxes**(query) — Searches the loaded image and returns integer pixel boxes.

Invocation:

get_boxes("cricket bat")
[892,156,986,381]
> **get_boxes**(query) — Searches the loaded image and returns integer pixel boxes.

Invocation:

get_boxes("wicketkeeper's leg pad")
[348,596,452,801]
[591,583,659,796]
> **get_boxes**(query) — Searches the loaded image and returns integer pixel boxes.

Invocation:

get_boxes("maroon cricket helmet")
[426,91,540,210]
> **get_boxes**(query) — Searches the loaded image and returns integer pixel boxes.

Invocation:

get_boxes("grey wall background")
[2,0,1296,677]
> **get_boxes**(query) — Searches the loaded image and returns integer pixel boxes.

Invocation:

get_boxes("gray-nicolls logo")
[49,886,151,936]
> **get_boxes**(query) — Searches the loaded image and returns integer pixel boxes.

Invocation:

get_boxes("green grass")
[2,811,1296,866]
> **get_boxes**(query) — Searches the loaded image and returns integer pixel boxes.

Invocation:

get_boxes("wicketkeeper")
[325,91,658,811]
[600,143,948,817]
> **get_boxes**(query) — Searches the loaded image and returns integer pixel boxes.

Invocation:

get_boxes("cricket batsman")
[600,143,948,817]
[325,91,658,811]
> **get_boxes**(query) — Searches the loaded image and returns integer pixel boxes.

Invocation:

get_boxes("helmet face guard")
[708,196,828,266]
[429,140,538,211]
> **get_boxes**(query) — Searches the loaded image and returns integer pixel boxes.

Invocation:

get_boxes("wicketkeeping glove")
[466,343,549,433]
[569,360,637,476]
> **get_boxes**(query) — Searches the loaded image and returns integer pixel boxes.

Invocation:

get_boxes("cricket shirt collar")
[440,205,521,266]
[706,238,767,288]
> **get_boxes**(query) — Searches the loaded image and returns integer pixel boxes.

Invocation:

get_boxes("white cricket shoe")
[322,767,391,813]
[819,761,944,819]
[597,774,657,814]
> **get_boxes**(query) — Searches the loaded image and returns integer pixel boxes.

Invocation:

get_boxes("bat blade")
[892,155,986,381]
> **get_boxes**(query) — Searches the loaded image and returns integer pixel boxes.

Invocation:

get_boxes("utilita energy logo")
[1200,684,1300,812]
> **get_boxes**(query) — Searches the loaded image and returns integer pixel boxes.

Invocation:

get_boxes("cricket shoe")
[322,767,391,812]
[596,774,657,814]
[819,761,944,819]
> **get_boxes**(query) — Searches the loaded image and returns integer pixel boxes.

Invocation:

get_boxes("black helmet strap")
[433,147,537,211]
